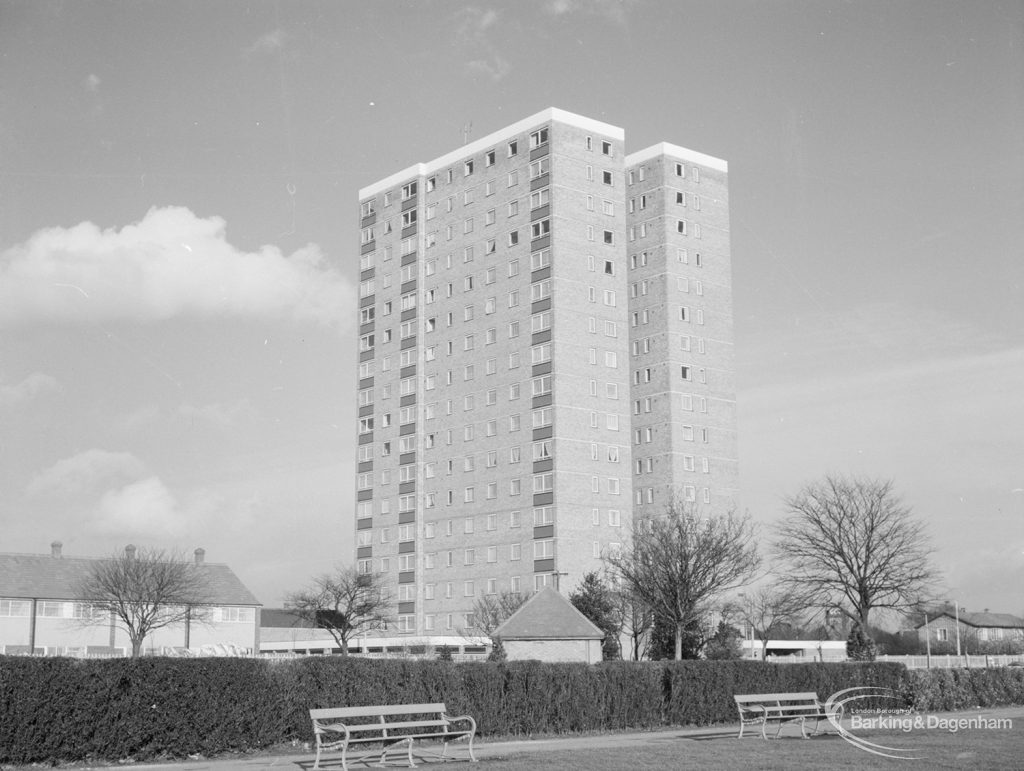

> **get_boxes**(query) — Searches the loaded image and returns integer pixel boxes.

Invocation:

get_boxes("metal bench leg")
[467,732,477,763]
[405,737,416,768]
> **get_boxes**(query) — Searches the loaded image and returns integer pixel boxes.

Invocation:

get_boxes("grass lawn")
[477,721,1024,770]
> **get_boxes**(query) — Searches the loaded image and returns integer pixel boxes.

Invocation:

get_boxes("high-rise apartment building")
[354,109,736,637]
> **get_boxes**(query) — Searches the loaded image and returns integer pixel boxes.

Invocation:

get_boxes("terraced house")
[354,108,737,638]
[0,542,260,656]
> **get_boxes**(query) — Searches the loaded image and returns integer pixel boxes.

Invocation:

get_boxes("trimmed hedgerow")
[1,655,1021,765]
[908,666,1024,712]
[662,660,912,725]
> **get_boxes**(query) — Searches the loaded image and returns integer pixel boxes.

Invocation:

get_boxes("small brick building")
[492,587,604,663]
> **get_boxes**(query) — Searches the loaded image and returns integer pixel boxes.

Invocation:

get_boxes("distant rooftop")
[358,107,725,199]
[0,545,260,606]
[493,587,603,641]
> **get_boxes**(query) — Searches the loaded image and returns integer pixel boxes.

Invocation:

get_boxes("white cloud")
[178,398,257,428]
[112,404,164,433]
[542,0,639,25]
[247,28,287,55]
[0,206,354,329]
[0,372,59,408]
[27,449,147,497]
[92,476,186,538]
[456,7,511,82]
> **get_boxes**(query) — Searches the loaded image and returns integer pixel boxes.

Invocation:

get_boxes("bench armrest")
[315,721,351,735]
[443,713,477,733]
[737,705,768,719]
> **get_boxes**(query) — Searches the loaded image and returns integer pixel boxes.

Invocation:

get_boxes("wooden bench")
[733,692,831,739]
[309,703,477,770]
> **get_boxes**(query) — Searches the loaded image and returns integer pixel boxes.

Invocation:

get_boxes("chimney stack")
[125,544,136,559]
[194,547,206,565]
[51,541,63,558]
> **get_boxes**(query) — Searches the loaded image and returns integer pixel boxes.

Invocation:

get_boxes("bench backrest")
[734,692,819,705]
[310,704,448,722]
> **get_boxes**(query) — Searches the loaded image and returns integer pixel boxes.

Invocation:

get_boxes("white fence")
[877,654,1024,669]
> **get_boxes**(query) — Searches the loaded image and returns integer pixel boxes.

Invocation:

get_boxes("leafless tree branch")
[286,567,392,655]
[772,475,941,629]
[75,547,212,657]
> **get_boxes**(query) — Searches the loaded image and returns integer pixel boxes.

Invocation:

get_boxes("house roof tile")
[0,552,260,607]
[492,587,603,640]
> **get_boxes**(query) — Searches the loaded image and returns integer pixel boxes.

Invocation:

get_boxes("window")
[529,158,550,178]
[401,181,417,200]
[530,127,549,148]
[531,218,551,240]
[534,540,554,559]
[464,159,474,176]
[531,342,551,364]
[507,139,518,157]
[530,279,551,302]
[485,149,495,166]
[602,170,613,185]
[531,248,551,270]
[532,407,552,428]
[532,439,552,460]
[530,188,550,209]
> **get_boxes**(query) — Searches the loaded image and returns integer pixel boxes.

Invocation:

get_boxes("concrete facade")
[354,109,734,638]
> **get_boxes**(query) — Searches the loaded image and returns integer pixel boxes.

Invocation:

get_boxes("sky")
[1,0,1022,618]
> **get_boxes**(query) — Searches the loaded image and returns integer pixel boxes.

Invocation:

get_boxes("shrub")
[1,655,1021,765]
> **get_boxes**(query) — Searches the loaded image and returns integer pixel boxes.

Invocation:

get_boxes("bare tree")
[467,590,531,637]
[773,475,940,631]
[286,567,391,655]
[732,583,808,659]
[605,502,760,660]
[75,545,211,657]
[620,591,654,661]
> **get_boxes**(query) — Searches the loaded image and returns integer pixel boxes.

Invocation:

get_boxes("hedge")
[1,656,1022,764]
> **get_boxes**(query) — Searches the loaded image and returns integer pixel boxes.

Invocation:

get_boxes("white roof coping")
[359,108,625,199]
[625,142,727,172]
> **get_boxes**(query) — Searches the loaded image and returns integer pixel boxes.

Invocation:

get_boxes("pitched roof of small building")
[0,548,260,606]
[914,611,1024,630]
[260,607,314,628]
[492,587,603,640]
